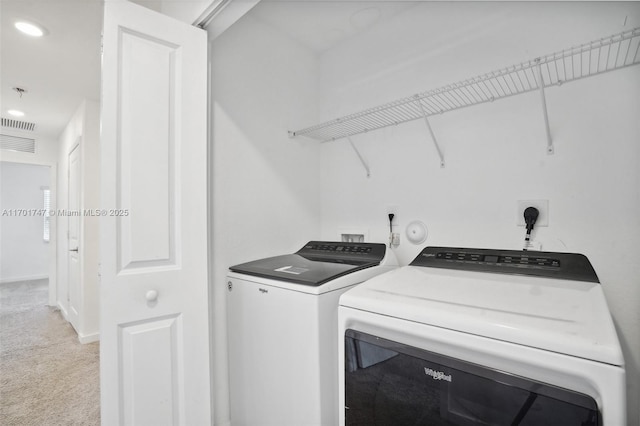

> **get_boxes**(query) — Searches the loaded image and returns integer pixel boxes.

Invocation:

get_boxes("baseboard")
[78,331,100,344]
[0,274,48,284]
[57,302,69,320]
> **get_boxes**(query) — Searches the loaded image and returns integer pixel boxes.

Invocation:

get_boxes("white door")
[100,2,211,425]
[67,143,81,331]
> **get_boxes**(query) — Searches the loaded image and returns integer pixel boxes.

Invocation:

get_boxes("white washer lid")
[340,265,624,367]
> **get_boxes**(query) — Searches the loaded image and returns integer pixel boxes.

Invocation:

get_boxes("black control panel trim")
[410,246,599,283]
[297,241,387,263]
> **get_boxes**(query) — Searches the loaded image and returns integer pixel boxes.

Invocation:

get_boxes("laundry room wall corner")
[208,10,322,425]
[200,2,640,424]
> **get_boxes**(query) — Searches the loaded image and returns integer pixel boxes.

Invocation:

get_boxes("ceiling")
[1,0,103,141]
[0,0,406,142]
[0,0,474,145]
[251,0,418,53]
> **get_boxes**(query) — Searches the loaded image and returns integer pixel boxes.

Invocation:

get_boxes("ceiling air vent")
[1,134,36,153]
[1,117,37,132]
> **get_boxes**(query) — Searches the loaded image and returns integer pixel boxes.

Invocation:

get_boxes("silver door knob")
[145,290,158,302]
[69,248,79,252]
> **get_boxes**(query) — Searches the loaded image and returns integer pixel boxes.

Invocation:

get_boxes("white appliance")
[227,241,398,426]
[338,246,626,426]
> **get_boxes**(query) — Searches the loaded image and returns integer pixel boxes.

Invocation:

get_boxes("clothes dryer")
[338,246,625,426]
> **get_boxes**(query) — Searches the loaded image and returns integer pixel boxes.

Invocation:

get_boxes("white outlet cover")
[338,228,369,241]
[517,200,549,227]
[406,221,428,244]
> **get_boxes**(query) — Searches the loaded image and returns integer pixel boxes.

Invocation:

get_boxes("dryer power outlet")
[517,200,549,227]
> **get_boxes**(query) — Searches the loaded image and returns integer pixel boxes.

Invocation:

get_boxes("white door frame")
[65,142,81,329]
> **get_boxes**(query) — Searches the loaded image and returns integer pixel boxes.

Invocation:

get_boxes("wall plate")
[338,228,368,242]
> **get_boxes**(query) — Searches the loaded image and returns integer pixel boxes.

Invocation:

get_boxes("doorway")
[0,161,52,286]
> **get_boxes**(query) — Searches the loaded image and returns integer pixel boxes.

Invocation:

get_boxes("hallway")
[0,279,100,425]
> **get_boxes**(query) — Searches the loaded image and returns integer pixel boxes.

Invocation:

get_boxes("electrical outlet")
[517,200,549,227]
[387,205,400,230]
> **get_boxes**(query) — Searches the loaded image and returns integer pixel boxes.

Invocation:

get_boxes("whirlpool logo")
[424,367,452,382]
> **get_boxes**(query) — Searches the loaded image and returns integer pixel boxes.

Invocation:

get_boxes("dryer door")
[344,330,600,426]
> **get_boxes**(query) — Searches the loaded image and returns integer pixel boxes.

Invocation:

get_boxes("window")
[42,187,50,242]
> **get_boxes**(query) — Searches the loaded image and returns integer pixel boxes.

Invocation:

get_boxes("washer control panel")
[298,241,387,263]
[411,246,599,283]
[304,243,373,254]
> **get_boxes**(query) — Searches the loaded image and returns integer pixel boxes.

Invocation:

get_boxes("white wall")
[0,162,50,282]
[0,133,58,304]
[317,2,640,424]
[57,99,101,343]
[209,13,321,425]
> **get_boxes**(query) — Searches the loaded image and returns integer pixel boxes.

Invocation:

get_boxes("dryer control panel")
[411,246,599,283]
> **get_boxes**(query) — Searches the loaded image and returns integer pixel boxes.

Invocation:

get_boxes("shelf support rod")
[347,137,371,178]
[415,98,445,168]
[535,60,554,155]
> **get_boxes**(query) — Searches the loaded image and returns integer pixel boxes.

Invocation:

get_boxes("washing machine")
[338,246,626,426]
[227,241,398,426]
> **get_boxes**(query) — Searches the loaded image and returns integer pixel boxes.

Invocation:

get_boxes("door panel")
[118,30,177,271]
[101,2,210,425]
[120,315,183,426]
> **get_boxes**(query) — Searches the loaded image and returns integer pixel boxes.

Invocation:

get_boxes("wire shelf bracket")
[535,59,554,155]
[416,96,445,167]
[347,137,371,177]
[289,27,640,164]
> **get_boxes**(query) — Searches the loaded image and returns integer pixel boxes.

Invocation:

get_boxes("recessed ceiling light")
[7,110,26,117]
[15,21,47,37]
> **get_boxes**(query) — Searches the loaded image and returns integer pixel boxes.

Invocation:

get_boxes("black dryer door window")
[344,330,599,426]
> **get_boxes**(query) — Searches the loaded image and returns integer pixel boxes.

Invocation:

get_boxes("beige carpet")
[0,279,100,425]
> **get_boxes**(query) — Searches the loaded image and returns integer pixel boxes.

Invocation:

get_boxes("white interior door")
[67,143,81,331]
[100,2,211,425]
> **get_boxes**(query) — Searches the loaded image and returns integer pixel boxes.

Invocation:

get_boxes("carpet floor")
[0,279,100,425]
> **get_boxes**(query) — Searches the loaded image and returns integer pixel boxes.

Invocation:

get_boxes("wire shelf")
[289,27,640,143]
